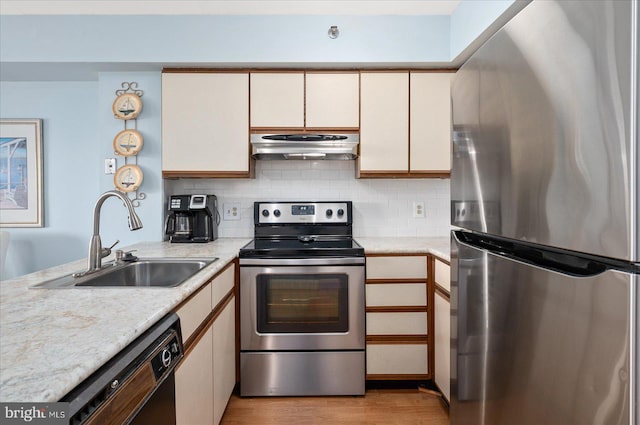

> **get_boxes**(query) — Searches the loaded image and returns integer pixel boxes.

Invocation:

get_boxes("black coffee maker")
[165,195,218,243]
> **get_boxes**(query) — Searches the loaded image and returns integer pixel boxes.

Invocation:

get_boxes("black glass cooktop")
[239,236,364,258]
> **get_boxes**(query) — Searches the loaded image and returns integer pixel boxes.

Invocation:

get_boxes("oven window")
[256,274,349,333]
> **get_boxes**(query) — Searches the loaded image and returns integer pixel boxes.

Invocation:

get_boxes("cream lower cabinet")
[176,327,215,425]
[434,291,450,402]
[433,256,451,402]
[162,72,250,178]
[213,301,236,425]
[365,255,431,379]
[175,262,236,425]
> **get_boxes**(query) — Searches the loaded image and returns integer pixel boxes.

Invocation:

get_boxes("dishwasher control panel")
[150,332,183,380]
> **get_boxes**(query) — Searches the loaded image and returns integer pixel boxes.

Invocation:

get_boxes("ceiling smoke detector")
[328,26,339,39]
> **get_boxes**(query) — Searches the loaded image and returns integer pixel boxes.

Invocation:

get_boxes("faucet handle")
[101,240,120,258]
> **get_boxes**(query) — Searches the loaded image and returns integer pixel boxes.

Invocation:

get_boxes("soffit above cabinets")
[0,0,462,16]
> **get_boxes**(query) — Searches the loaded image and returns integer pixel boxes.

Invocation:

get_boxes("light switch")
[104,158,116,174]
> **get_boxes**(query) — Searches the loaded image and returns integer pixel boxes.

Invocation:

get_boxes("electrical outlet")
[104,158,116,174]
[223,203,241,221]
[413,201,425,218]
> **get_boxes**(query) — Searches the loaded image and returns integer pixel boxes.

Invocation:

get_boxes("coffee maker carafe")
[165,195,218,243]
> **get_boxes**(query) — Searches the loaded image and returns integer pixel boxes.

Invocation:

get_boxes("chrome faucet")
[75,190,143,277]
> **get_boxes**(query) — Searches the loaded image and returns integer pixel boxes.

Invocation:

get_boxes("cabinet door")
[359,72,409,173]
[213,300,236,425]
[434,258,451,292]
[410,72,453,173]
[250,73,304,128]
[434,292,451,402]
[305,72,359,128]
[175,327,214,425]
[366,344,428,375]
[367,312,429,335]
[175,282,212,342]
[162,72,249,175]
[366,255,427,280]
[366,283,427,307]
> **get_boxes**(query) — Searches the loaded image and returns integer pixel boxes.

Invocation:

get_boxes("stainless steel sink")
[32,258,217,289]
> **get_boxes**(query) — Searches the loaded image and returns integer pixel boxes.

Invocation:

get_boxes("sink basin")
[33,258,217,289]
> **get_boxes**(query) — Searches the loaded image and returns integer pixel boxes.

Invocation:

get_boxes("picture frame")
[0,119,44,227]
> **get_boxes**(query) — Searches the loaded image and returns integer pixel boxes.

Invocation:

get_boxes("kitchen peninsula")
[0,236,448,404]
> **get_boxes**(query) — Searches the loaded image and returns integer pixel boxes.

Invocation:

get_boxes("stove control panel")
[256,202,351,224]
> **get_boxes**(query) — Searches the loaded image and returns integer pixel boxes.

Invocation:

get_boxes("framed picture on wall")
[0,119,44,227]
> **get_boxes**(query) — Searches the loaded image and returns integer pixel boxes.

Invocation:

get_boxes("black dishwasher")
[62,313,183,425]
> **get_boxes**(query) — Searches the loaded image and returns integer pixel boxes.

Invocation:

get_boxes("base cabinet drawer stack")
[365,255,431,380]
[174,261,237,425]
[433,256,451,402]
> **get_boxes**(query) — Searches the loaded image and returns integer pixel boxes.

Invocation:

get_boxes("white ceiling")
[0,0,462,16]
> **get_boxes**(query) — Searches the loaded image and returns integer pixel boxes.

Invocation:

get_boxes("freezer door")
[451,0,638,262]
[451,234,632,425]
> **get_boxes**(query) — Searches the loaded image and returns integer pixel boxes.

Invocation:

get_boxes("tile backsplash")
[164,161,450,238]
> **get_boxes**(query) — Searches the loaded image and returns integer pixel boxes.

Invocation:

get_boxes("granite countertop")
[0,238,250,403]
[0,235,449,403]
[356,236,450,262]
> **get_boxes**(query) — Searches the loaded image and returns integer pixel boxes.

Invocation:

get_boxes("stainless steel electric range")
[239,201,365,397]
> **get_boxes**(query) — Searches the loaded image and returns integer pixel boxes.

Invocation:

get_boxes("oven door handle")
[239,257,365,266]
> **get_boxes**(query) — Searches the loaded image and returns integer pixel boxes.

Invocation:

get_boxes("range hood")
[250,133,359,160]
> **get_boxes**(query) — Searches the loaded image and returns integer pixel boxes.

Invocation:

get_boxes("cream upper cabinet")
[250,72,304,128]
[162,72,250,176]
[359,72,409,173]
[410,72,453,173]
[305,72,359,128]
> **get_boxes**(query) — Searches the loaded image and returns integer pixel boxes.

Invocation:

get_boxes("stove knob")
[337,208,345,217]
[262,209,270,217]
[326,209,333,217]
[273,209,281,217]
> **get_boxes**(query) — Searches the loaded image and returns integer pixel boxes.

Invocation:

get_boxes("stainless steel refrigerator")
[450,1,639,424]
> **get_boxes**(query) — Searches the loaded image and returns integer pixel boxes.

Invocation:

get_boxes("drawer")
[176,282,212,341]
[366,344,428,375]
[366,256,427,280]
[366,283,427,307]
[434,258,450,292]
[366,312,428,335]
[212,263,235,309]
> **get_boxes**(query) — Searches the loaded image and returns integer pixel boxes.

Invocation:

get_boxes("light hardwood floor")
[220,389,450,425]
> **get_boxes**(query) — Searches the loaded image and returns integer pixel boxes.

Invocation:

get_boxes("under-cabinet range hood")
[250,133,359,160]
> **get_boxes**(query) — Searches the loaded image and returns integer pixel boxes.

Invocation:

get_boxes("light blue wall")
[96,73,163,251]
[0,2,524,278]
[0,74,163,280]
[0,82,99,278]
[0,15,450,65]
[450,0,519,60]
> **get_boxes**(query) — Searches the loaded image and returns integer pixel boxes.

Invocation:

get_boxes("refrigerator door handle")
[453,230,639,278]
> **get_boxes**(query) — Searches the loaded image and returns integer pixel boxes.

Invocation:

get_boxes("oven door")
[240,257,365,351]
